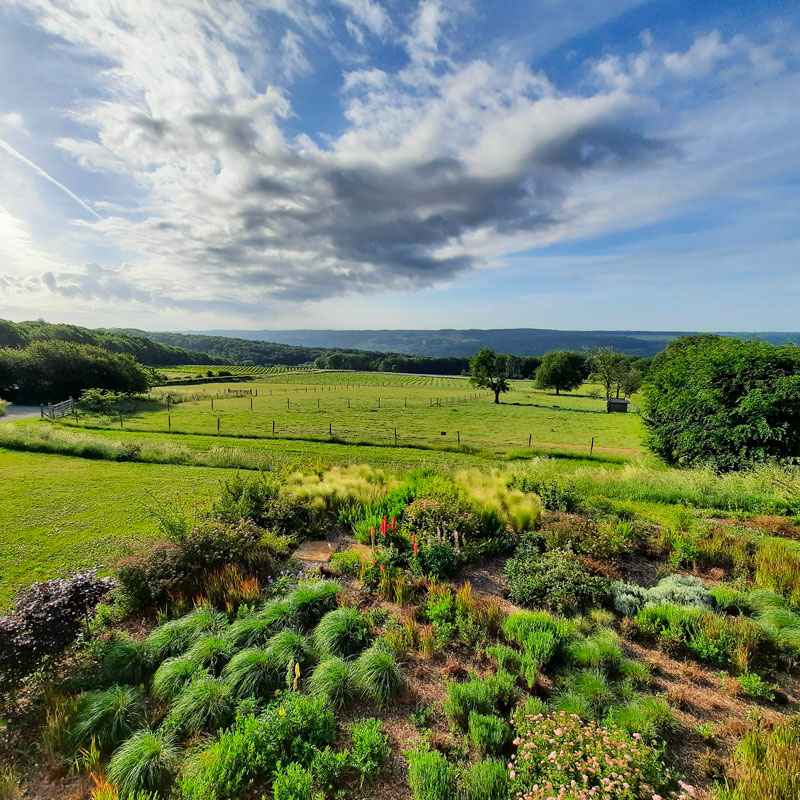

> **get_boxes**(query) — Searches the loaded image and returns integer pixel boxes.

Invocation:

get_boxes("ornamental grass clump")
[313,607,371,659]
[107,728,179,799]
[352,645,404,706]
[221,647,280,699]
[509,711,695,800]
[164,675,234,736]
[308,657,353,709]
[151,657,206,700]
[100,636,153,686]
[70,685,145,751]
[286,581,341,630]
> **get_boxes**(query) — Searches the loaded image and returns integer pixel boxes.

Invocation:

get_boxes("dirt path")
[0,405,40,421]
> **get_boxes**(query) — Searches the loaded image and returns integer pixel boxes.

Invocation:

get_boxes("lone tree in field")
[469,348,510,404]
[588,347,626,401]
[641,335,800,471]
[534,350,585,395]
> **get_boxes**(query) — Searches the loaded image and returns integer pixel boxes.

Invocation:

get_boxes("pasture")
[60,372,645,456]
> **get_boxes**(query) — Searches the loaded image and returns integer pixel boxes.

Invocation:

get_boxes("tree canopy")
[641,335,800,470]
[0,340,156,403]
[469,348,511,403]
[534,350,586,394]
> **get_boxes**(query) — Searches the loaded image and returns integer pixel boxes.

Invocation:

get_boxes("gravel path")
[0,405,40,421]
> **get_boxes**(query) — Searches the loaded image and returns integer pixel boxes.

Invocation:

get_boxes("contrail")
[0,137,103,220]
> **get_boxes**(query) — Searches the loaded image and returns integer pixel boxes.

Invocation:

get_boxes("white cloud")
[664,30,732,78]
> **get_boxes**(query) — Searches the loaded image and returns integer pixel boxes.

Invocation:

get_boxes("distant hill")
[179,328,800,358]
[0,319,217,366]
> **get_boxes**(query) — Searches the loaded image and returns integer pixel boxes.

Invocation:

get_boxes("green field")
[0,449,236,605]
[63,373,645,456]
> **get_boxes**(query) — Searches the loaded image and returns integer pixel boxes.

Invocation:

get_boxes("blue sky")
[0,0,798,331]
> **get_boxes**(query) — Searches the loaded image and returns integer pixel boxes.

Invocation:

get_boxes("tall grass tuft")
[70,686,145,751]
[455,469,542,532]
[264,630,314,679]
[220,648,280,699]
[101,636,153,685]
[151,657,206,701]
[407,748,456,800]
[164,676,234,735]
[287,580,341,630]
[107,729,179,798]
[308,657,353,709]
[460,758,510,800]
[313,607,371,659]
[352,645,404,707]
[184,635,233,673]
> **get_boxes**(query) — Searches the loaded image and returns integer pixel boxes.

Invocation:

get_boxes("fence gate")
[41,397,75,419]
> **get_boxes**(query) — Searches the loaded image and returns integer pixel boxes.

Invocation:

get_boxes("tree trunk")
[555,386,560,395]
[493,388,500,404]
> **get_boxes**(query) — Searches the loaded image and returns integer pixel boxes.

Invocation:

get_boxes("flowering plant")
[509,712,696,800]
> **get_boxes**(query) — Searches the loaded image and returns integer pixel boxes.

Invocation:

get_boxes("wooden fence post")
[217,417,220,432]
[590,437,594,455]
[272,420,275,434]
[528,434,532,448]
[168,414,171,430]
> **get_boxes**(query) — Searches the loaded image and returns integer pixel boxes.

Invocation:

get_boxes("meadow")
[58,372,645,456]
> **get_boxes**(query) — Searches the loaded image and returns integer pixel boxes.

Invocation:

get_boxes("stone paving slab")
[293,540,336,562]
[347,543,373,558]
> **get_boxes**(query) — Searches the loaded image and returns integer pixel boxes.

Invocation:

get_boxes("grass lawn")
[0,449,235,607]
[64,374,645,456]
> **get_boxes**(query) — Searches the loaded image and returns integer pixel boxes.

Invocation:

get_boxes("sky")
[0,0,798,332]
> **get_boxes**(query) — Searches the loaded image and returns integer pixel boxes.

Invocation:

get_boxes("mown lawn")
[0,449,233,606]
[63,375,645,456]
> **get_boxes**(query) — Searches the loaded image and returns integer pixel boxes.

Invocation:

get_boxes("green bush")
[502,611,577,667]
[505,548,610,614]
[286,581,341,630]
[179,695,336,800]
[352,645,404,706]
[146,614,206,661]
[211,473,280,527]
[165,676,234,736]
[313,607,371,659]
[507,475,583,513]
[407,747,456,800]
[460,758,510,800]
[568,630,624,672]
[308,657,352,709]
[350,718,391,786]
[468,711,511,756]
[606,695,677,740]
[100,636,153,686]
[70,685,145,751]
[310,746,350,796]
[444,680,494,728]
[737,672,778,701]
[152,657,206,701]
[485,644,521,672]
[222,648,280,699]
[272,762,313,800]
[107,729,179,799]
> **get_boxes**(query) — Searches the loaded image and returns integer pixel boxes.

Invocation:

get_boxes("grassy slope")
[0,449,232,606]
[64,375,645,455]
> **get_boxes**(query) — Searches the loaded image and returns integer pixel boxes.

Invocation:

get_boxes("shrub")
[309,747,350,796]
[272,762,313,800]
[265,631,314,681]
[165,676,234,735]
[0,570,112,686]
[185,635,233,673]
[414,541,462,580]
[100,636,153,685]
[115,520,288,606]
[503,611,577,667]
[486,644,521,672]
[468,711,511,755]
[211,473,280,526]
[313,607,371,659]
[647,574,713,608]
[352,645,404,706]
[152,657,206,700]
[736,672,778,701]
[107,729,179,799]
[606,695,677,740]
[179,695,335,800]
[510,711,694,800]
[70,686,145,751]
[350,718,391,786]
[508,475,583,513]
[505,548,610,614]
[330,550,364,576]
[568,630,624,673]
[612,581,648,616]
[286,581,341,630]
[308,657,352,709]
[444,680,494,728]
[539,516,635,559]
[717,716,800,799]
[222,648,280,699]
[460,758,510,800]
[407,747,456,800]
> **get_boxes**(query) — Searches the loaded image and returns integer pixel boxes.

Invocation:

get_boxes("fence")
[41,397,75,419]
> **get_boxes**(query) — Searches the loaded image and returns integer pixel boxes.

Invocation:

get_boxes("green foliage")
[352,645,404,706]
[349,718,391,786]
[222,648,280,699]
[606,695,677,740]
[313,607,371,659]
[444,671,515,730]
[468,711,511,755]
[179,695,335,800]
[460,758,510,800]
[152,657,206,700]
[211,472,281,526]
[754,539,800,606]
[469,348,511,403]
[70,685,145,751]
[308,657,352,710]
[507,474,583,513]
[264,631,314,680]
[407,747,456,800]
[485,644,521,672]
[505,547,610,614]
[641,335,800,470]
[165,675,235,736]
[0,339,155,403]
[568,630,624,672]
[185,635,234,673]
[286,580,341,630]
[503,611,577,667]
[107,729,179,799]
[736,672,778,701]
[534,350,586,395]
[272,762,313,800]
[309,747,350,796]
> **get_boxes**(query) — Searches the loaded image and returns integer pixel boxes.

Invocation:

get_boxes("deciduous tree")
[469,348,510,404]
[534,350,585,395]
